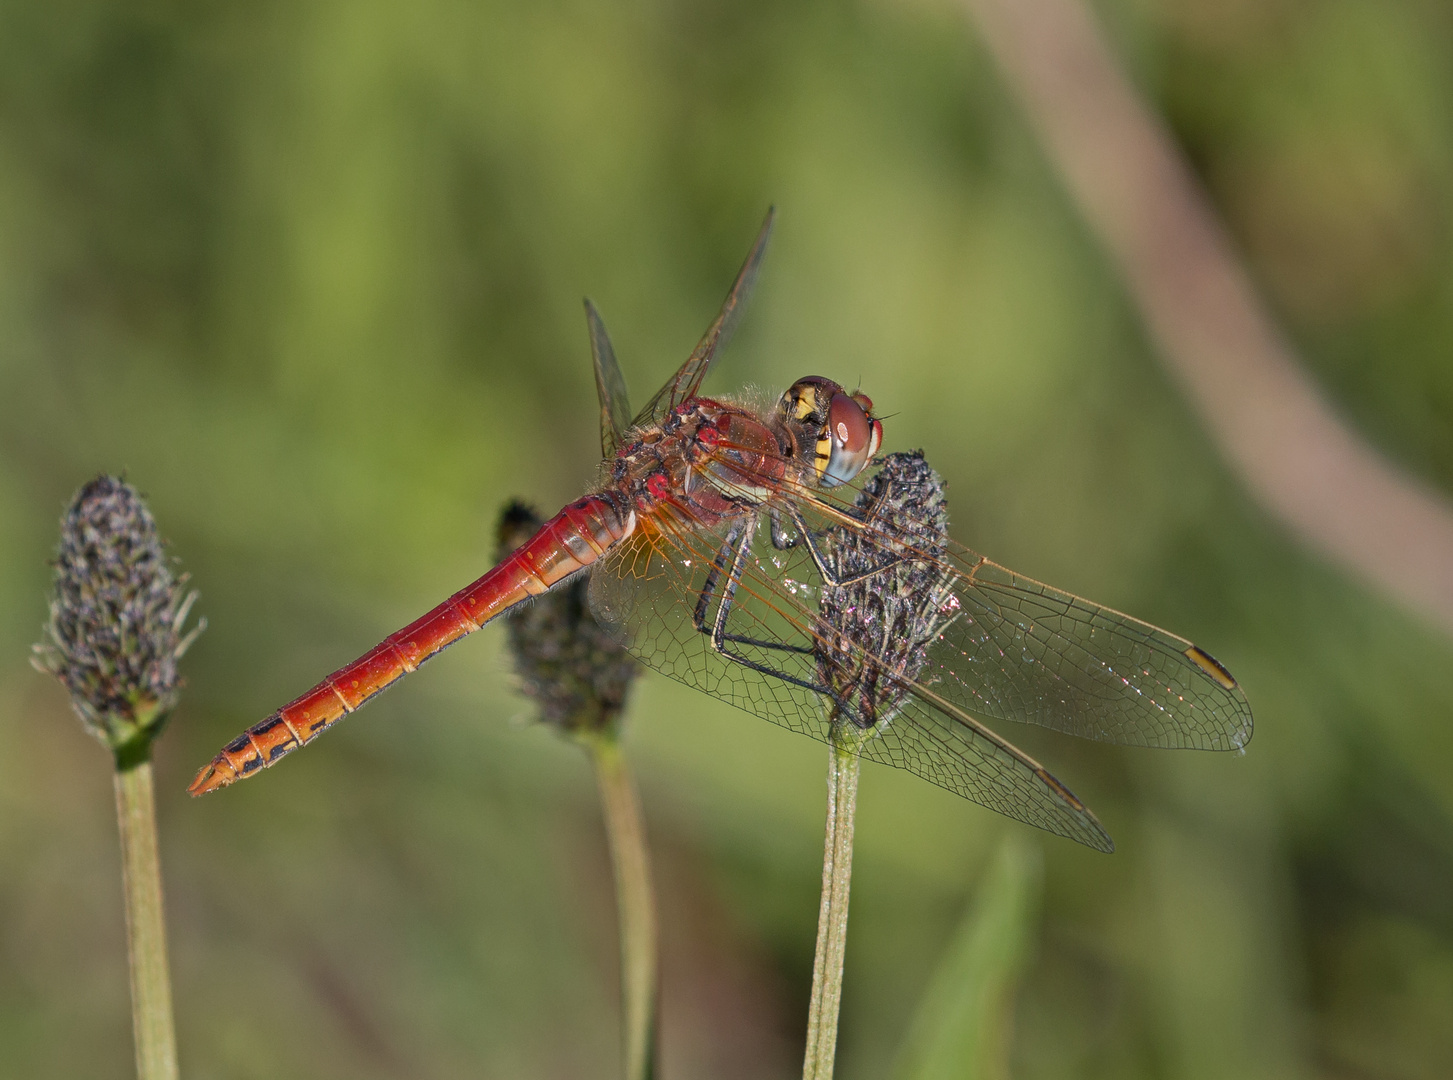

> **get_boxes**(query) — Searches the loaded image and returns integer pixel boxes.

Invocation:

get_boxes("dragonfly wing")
[859,694,1113,851]
[587,510,1113,851]
[588,513,825,741]
[926,549,1254,750]
[630,208,775,429]
[780,484,1253,751]
[585,299,633,460]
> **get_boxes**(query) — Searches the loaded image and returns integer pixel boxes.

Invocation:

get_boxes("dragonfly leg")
[692,521,745,632]
[783,502,902,588]
[706,518,758,651]
[682,513,872,727]
[692,521,808,651]
[697,520,868,721]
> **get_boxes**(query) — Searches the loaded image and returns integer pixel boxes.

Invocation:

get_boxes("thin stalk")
[803,740,862,1080]
[586,735,658,1080]
[113,753,179,1080]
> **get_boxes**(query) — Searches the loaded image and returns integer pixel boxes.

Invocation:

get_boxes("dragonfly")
[189,210,1252,852]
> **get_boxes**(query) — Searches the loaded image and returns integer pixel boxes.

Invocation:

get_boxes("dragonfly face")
[773,376,885,488]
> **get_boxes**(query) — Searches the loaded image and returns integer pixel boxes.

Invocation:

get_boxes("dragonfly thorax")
[608,399,791,522]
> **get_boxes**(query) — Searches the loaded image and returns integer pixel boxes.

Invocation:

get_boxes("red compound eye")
[850,392,883,463]
[829,393,870,453]
[823,392,874,486]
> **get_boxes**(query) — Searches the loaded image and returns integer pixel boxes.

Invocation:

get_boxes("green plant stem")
[586,735,658,1080]
[113,756,179,1080]
[803,739,862,1080]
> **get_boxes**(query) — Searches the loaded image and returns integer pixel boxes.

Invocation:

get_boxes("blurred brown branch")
[963,0,1453,638]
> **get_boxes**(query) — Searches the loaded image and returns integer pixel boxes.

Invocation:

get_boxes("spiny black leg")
[691,516,815,656]
[764,495,903,586]
[785,502,902,588]
[713,646,848,708]
[708,520,755,652]
[693,524,744,633]
[703,518,848,699]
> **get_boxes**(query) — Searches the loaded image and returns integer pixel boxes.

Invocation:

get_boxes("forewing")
[927,549,1253,750]
[585,299,633,459]
[586,509,1112,851]
[631,208,775,428]
[783,486,1254,751]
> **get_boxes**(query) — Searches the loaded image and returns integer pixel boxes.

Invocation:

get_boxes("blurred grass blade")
[893,837,1044,1080]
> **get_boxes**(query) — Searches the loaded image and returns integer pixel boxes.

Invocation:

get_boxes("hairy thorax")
[607,398,794,530]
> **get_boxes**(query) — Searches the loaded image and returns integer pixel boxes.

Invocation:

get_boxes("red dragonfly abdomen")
[188,495,632,795]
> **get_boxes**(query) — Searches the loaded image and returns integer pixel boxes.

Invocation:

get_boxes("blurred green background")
[3,0,1453,1076]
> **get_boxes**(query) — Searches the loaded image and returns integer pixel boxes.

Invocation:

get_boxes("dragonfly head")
[775,376,884,488]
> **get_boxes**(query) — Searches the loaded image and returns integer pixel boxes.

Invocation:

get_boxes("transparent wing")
[587,510,1114,851]
[585,299,633,460]
[630,208,775,429]
[773,470,1254,751]
[925,550,1252,750]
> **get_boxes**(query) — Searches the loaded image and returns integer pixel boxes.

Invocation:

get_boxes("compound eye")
[850,391,883,461]
[822,392,874,486]
[829,393,870,453]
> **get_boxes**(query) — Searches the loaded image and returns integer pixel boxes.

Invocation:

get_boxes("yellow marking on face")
[1185,645,1237,689]
[813,433,832,477]
[793,385,819,420]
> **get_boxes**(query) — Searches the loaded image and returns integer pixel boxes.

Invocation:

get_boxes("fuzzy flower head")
[815,451,953,738]
[497,501,638,738]
[32,476,204,757]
